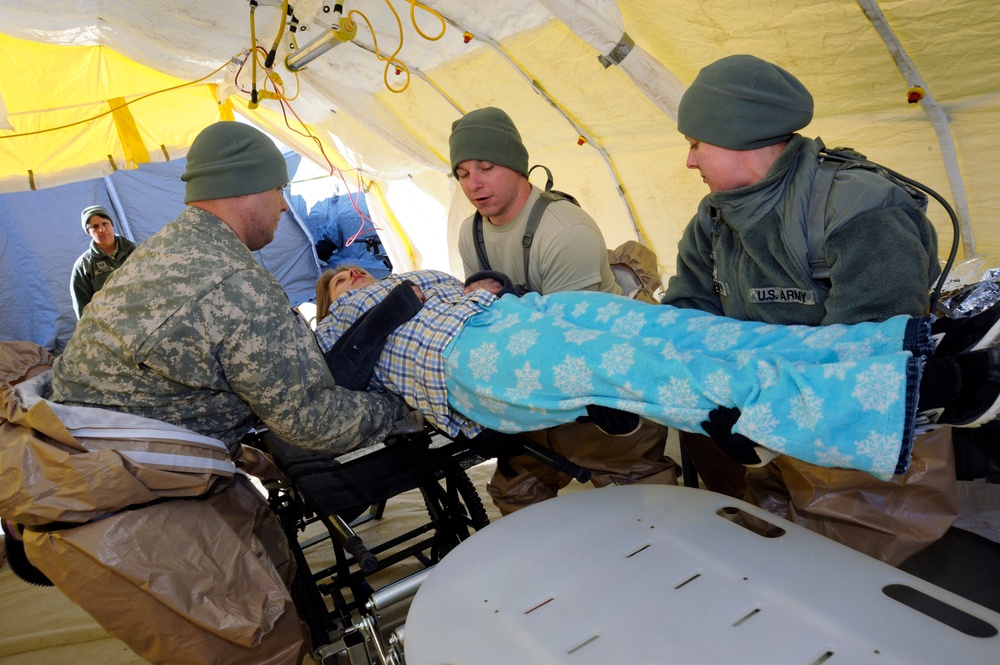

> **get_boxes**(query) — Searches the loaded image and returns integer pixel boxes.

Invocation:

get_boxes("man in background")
[70,204,137,318]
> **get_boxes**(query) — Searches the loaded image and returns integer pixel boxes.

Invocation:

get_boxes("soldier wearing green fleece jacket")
[664,132,939,325]
[661,54,948,564]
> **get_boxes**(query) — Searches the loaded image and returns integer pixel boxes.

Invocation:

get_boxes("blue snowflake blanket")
[444,291,920,480]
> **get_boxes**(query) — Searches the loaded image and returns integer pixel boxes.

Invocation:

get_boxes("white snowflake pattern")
[488,312,521,334]
[852,362,903,413]
[656,377,704,429]
[789,386,824,431]
[735,350,756,369]
[855,430,897,462]
[738,404,784,449]
[506,328,541,356]
[611,311,647,337]
[822,360,856,380]
[685,315,715,332]
[557,396,589,409]
[468,341,500,381]
[529,312,546,322]
[833,340,874,362]
[564,329,602,345]
[572,301,590,318]
[803,325,848,349]
[661,342,693,363]
[813,441,856,469]
[595,300,623,323]
[615,381,644,401]
[754,323,777,336]
[497,419,521,432]
[756,360,778,389]
[553,355,593,396]
[703,370,732,403]
[478,386,509,415]
[547,303,566,320]
[657,309,681,326]
[601,343,635,375]
[448,385,474,413]
[704,322,744,352]
[506,361,542,403]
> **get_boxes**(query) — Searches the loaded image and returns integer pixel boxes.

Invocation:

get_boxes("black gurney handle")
[519,439,592,484]
[328,512,379,574]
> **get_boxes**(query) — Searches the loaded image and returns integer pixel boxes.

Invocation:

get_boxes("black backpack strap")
[472,212,491,271]
[519,196,554,293]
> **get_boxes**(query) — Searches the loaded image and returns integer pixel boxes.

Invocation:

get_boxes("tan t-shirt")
[458,185,622,295]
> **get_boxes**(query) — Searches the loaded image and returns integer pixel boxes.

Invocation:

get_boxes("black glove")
[700,406,761,465]
[582,404,641,436]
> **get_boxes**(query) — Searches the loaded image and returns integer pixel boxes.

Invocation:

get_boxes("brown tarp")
[744,426,959,565]
[0,341,307,664]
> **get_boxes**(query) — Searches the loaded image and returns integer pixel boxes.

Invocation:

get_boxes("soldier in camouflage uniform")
[36,121,413,665]
[50,122,408,457]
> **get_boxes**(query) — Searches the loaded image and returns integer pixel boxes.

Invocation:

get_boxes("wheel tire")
[423,467,490,562]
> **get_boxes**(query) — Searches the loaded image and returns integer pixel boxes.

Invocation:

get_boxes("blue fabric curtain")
[0,152,321,353]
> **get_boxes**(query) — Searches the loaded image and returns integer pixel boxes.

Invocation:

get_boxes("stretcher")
[403,484,1000,664]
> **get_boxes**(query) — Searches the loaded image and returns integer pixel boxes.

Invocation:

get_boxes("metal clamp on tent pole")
[597,32,634,69]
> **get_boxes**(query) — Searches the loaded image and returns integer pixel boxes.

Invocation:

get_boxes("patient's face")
[329,267,376,301]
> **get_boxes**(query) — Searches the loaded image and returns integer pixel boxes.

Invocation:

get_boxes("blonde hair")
[315,265,358,323]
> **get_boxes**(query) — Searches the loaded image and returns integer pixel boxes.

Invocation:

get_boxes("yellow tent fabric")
[0,0,1000,277]
[3,0,998,281]
[0,34,222,192]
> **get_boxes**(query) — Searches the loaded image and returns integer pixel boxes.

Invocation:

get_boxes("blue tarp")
[288,191,392,278]
[0,152,324,353]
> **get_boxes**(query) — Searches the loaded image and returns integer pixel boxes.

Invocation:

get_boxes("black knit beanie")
[449,107,529,177]
[182,122,289,203]
[677,54,814,150]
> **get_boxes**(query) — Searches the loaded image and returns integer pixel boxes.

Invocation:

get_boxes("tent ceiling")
[2,0,999,280]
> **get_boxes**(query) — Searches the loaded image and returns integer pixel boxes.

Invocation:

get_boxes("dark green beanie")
[677,54,813,150]
[182,122,289,203]
[80,204,113,233]
[449,107,529,177]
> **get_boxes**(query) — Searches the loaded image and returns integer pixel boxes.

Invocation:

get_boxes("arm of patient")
[323,281,425,390]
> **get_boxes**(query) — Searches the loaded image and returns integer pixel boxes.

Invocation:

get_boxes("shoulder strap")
[470,198,549,294]
[520,196,551,291]
[472,212,491,272]
[806,144,841,282]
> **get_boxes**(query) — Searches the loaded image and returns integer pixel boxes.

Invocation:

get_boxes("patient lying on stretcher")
[314,266,1000,480]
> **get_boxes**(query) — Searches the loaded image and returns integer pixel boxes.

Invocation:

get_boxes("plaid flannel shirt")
[315,270,495,436]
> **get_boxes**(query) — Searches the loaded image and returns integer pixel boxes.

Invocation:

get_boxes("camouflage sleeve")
[216,271,408,455]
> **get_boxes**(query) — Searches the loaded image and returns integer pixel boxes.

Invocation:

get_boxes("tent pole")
[856,0,975,259]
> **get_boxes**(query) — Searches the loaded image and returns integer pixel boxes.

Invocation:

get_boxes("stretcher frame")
[249,425,591,664]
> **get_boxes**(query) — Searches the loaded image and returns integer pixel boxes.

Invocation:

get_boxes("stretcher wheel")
[421,468,490,562]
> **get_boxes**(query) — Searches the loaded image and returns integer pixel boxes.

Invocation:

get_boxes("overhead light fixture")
[285,15,357,72]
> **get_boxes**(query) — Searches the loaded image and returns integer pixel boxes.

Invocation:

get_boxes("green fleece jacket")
[662,135,940,325]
